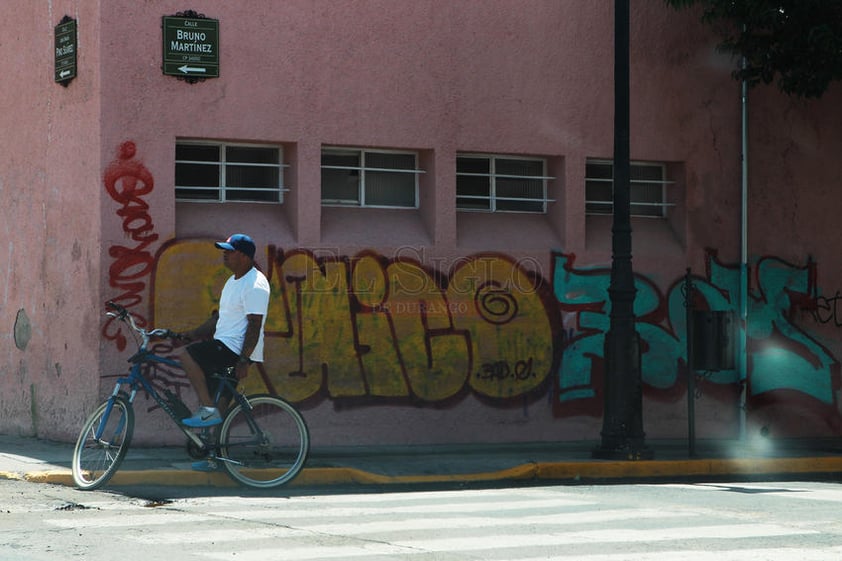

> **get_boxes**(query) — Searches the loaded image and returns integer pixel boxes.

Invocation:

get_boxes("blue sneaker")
[191,459,220,472]
[182,406,222,427]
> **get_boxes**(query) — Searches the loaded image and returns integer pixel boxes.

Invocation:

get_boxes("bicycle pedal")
[191,458,220,472]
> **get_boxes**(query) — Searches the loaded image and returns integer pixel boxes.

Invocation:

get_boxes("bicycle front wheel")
[72,396,134,490]
[218,395,309,489]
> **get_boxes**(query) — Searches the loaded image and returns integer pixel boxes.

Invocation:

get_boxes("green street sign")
[54,18,77,83]
[162,16,219,78]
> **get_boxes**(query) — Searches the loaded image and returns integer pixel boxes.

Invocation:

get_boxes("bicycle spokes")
[72,397,135,490]
[217,396,309,488]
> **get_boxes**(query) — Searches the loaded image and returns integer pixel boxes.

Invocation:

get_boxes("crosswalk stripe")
[124,526,311,544]
[773,489,842,502]
[122,508,697,544]
[302,508,698,535]
[497,545,842,561]
[201,542,415,561]
[191,487,580,506]
[219,496,593,519]
[46,495,594,535]
[655,482,842,503]
[390,523,818,551]
[195,523,818,561]
[47,512,211,529]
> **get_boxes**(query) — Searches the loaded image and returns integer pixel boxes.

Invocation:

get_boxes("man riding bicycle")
[73,236,308,489]
[179,234,271,428]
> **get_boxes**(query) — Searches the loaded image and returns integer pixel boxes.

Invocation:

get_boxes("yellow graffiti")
[449,255,553,398]
[153,240,229,331]
[151,242,556,403]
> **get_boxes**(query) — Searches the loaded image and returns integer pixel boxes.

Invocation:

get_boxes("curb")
[5,456,842,489]
[535,456,842,480]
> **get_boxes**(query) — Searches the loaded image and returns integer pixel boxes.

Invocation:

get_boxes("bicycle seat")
[210,366,237,380]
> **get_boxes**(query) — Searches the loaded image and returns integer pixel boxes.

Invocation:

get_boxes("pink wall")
[743,84,842,435]
[99,1,740,277]
[3,1,841,447]
[0,1,102,439]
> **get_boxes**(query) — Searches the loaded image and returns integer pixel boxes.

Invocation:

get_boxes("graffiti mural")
[552,250,842,431]
[151,243,558,403]
[102,141,159,351]
[99,141,842,438]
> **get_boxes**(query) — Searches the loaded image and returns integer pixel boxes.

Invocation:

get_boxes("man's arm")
[185,310,219,341]
[234,313,263,378]
[239,313,263,360]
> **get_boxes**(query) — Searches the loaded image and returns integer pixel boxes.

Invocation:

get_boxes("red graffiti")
[102,141,159,350]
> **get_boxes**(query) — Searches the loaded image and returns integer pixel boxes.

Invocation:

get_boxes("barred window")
[175,142,285,203]
[457,154,551,213]
[585,159,672,217]
[321,148,421,208]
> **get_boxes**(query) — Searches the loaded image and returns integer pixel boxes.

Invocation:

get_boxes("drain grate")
[55,502,96,511]
[143,498,174,508]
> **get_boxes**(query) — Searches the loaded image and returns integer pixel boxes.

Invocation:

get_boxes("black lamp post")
[592,0,652,460]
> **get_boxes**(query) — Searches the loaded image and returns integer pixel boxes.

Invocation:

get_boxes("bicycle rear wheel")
[218,395,309,488]
[72,396,134,490]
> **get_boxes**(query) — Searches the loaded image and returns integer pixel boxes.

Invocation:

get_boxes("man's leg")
[180,346,215,407]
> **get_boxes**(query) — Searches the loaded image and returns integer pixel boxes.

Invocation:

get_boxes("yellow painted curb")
[21,469,74,486]
[293,463,539,486]
[0,471,23,481]
[536,457,842,480]
[7,457,842,489]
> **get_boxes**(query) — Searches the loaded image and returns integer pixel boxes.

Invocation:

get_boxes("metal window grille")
[585,159,674,217]
[175,142,287,203]
[456,154,553,213]
[321,148,422,208]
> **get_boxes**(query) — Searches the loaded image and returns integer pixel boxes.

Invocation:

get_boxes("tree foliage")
[666,0,842,98]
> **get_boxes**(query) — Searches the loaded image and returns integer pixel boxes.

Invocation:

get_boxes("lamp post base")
[592,328,654,461]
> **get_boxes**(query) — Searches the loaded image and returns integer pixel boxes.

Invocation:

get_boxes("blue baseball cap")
[215,234,256,259]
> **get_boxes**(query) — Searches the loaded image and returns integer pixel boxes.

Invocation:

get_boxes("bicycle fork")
[93,382,134,443]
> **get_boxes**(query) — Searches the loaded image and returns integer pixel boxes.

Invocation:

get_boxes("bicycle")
[72,301,310,491]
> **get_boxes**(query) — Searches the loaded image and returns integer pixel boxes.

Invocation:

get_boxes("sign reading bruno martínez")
[162,16,219,78]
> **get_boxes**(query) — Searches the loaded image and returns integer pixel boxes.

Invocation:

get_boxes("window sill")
[457,211,562,251]
[320,206,431,247]
[175,202,295,245]
[585,214,684,256]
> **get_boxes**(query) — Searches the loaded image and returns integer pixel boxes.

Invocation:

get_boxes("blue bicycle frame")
[98,348,211,450]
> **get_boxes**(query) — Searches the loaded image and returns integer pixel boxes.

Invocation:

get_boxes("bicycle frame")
[100,350,207,449]
[102,347,257,454]
[75,301,309,491]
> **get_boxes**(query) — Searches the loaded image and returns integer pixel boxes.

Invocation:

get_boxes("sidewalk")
[2,434,842,489]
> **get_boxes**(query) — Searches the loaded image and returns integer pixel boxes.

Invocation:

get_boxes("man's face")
[222,249,246,271]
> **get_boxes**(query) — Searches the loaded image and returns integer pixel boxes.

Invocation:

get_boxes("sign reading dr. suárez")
[162,16,219,78]
[54,18,77,84]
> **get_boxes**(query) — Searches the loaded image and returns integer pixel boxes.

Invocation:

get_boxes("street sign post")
[54,17,77,85]
[162,16,219,79]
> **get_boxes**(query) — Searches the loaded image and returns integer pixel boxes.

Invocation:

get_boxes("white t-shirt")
[214,267,270,362]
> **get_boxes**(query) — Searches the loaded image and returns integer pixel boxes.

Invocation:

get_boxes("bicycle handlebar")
[106,301,184,344]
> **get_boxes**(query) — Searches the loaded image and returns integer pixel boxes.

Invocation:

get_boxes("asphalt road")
[4,478,842,560]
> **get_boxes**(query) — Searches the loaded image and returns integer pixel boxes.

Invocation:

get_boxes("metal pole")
[739,55,749,441]
[592,0,652,460]
[685,269,696,457]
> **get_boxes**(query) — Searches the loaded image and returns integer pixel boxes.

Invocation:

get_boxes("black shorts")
[185,339,239,398]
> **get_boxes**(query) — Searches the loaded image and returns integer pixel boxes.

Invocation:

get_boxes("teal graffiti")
[553,251,839,414]
[747,256,837,403]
